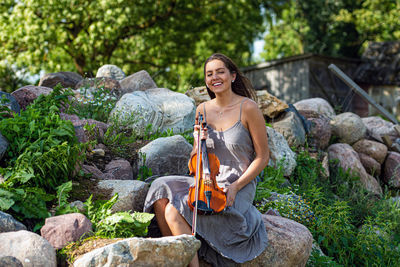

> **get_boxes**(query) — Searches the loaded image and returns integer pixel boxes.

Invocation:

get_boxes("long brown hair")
[203,53,256,101]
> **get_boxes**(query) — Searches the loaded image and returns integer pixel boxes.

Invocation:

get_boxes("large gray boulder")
[294,97,335,119]
[0,230,56,267]
[272,111,306,148]
[96,64,126,81]
[328,143,382,195]
[120,70,157,94]
[97,180,150,212]
[110,88,196,137]
[330,112,366,145]
[73,234,200,267]
[266,127,297,177]
[362,116,399,143]
[40,213,93,249]
[242,215,313,267]
[0,211,26,233]
[138,135,193,176]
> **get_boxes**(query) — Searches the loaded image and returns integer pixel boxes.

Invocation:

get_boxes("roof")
[355,41,400,86]
[242,53,361,72]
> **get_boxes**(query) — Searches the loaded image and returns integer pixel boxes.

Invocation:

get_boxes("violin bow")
[191,113,203,235]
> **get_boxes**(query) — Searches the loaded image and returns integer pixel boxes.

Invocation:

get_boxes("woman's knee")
[164,203,180,223]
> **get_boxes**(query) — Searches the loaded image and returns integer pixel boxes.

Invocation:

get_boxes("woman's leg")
[164,203,199,267]
[153,198,173,236]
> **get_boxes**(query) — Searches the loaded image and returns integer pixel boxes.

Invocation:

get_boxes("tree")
[262,0,363,60]
[0,0,286,91]
[336,0,400,47]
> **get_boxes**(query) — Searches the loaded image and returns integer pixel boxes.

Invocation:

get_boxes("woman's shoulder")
[241,98,259,112]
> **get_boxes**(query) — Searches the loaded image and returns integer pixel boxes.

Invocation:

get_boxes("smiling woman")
[144,53,270,267]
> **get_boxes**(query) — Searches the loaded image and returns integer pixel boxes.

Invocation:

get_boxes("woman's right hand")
[193,125,208,144]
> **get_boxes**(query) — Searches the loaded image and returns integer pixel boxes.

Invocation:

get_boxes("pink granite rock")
[41,213,92,249]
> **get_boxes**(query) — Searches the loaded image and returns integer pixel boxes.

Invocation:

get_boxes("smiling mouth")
[213,82,222,86]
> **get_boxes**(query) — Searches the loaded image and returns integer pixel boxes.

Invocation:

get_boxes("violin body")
[187,117,226,215]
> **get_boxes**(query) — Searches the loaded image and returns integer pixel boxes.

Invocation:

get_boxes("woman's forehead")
[205,59,226,72]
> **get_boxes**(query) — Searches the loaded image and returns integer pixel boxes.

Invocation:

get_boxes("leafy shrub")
[258,193,316,229]
[74,85,118,122]
[0,86,86,221]
[84,194,154,238]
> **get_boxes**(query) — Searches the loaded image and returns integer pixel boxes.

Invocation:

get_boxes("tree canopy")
[0,0,286,91]
[261,0,400,61]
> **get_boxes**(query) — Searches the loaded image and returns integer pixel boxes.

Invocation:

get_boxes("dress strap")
[239,98,248,121]
[202,102,207,122]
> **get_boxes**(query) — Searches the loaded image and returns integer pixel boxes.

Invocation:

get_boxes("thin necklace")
[217,100,242,117]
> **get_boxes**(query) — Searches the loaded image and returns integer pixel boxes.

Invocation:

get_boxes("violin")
[188,113,226,234]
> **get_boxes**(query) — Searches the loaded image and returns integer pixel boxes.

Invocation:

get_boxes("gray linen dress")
[143,101,268,266]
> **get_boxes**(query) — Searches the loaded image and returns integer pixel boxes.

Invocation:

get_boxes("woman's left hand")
[224,182,239,207]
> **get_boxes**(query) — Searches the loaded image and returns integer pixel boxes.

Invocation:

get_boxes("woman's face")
[205,59,236,95]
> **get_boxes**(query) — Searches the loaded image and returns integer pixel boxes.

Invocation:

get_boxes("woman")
[143,53,269,266]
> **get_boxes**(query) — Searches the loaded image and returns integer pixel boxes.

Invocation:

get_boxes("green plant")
[255,163,289,202]
[137,152,152,181]
[0,85,86,222]
[258,192,316,229]
[84,194,154,238]
[74,85,118,122]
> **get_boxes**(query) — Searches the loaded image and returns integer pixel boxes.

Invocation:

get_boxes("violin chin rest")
[191,200,214,215]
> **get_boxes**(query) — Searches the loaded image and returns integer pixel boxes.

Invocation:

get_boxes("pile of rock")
[4,63,400,266]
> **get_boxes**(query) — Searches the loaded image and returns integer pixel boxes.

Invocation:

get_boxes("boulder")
[352,139,388,164]
[358,153,381,177]
[299,110,332,150]
[60,114,109,143]
[293,97,335,119]
[0,230,56,267]
[96,64,126,81]
[104,159,133,180]
[266,127,297,177]
[383,152,400,188]
[256,90,288,119]
[271,111,306,148]
[138,135,192,176]
[328,143,382,195]
[330,112,366,144]
[119,70,157,94]
[11,85,52,110]
[185,86,210,106]
[97,180,150,212]
[0,211,26,233]
[38,71,83,89]
[110,88,196,137]
[75,77,122,99]
[41,213,92,249]
[0,132,8,161]
[73,234,200,267]
[362,116,399,143]
[0,91,20,114]
[243,215,312,267]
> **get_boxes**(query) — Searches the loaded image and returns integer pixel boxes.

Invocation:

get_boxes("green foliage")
[259,193,316,228]
[306,246,343,267]
[137,153,153,182]
[74,85,118,122]
[84,194,154,238]
[0,0,286,91]
[0,86,86,221]
[0,63,30,93]
[262,0,363,60]
[255,164,289,202]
